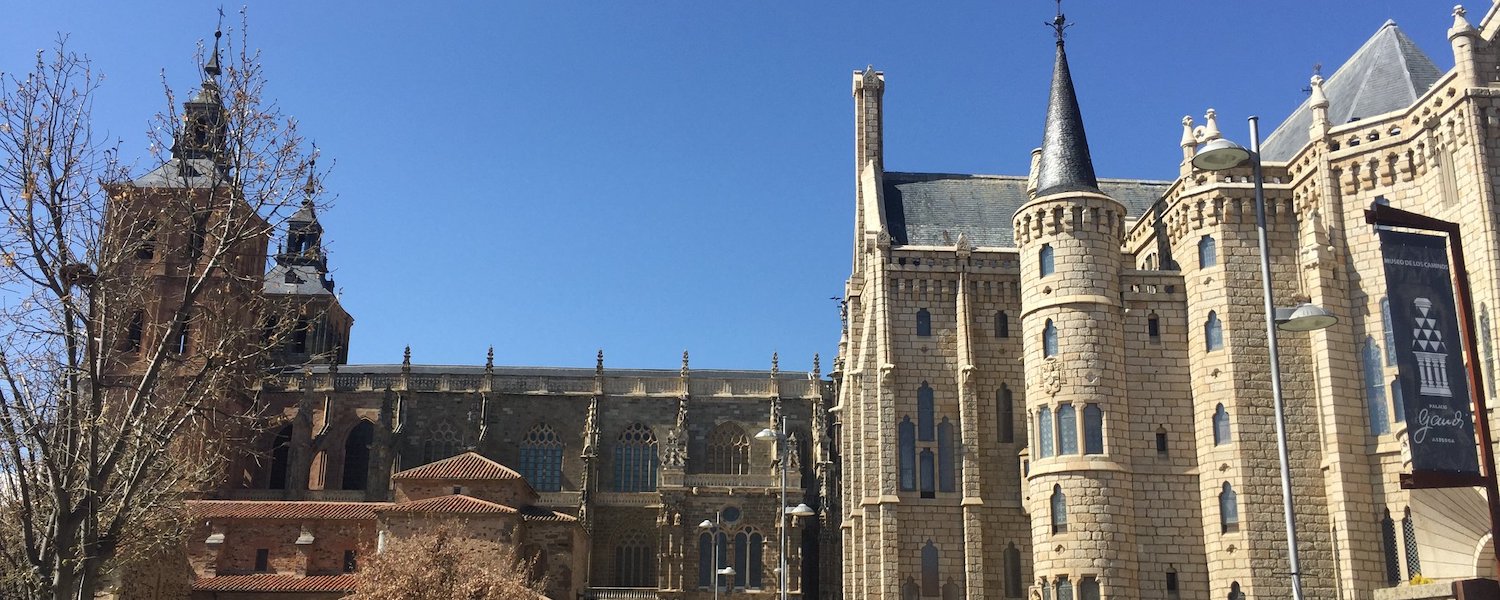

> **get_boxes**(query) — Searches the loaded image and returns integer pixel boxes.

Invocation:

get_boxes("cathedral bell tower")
[173,29,228,167]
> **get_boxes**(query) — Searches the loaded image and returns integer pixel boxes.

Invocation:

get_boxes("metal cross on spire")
[1049,0,1073,44]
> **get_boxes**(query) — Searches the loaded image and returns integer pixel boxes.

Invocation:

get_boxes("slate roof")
[1261,20,1443,162]
[192,574,359,592]
[392,451,524,481]
[881,172,1169,248]
[263,263,335,296]
[130,158,226,188]
[1034,40,1101,197]
[379,494,519,515]
[188,500,385,520]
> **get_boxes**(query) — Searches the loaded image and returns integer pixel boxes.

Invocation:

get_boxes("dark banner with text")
[1379,229,1480,477]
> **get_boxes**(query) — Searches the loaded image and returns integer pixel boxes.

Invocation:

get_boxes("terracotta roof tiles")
[188,500,387,521]
[392,451,524,481]
[380,494,518,515]
[520,505,579,523]
[192,574,359,592]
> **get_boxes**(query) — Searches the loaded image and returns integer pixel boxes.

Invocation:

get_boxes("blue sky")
[1,1,1461,370]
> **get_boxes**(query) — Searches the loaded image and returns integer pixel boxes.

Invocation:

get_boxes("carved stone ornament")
[1042,358,1064,396]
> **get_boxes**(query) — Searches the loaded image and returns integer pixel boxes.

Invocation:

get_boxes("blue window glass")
[916,309,932,337]
[1057,405,1078,455]
[918,383,935,441]
[519,423,565,492]
[1038,407,1054,458]
[1199,235,1217,268]
[1213,404,1231,446]
[1205,311,1223,351]
[1044,320,1058,357]
[1050,485,1067,533]
[1365,337,1390,435]
[919,448,936,498]
[1083,404,1103,455]
[1040,244,1056,276]
[613,423,659,492]
[1382,297,1397,365]
[1220,483,1239,532]
[899,417,916,491]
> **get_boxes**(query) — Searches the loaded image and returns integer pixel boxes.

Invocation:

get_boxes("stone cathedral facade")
[834,4,1500,600]
[109,3,1500,600]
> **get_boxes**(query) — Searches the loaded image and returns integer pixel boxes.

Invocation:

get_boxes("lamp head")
[1277,302,1338,332]
[754,427,780,442]
[787,503,816,517]
[1192,137,1252,172]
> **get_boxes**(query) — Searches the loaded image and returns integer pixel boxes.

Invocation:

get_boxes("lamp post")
[698,514,736,600]
[756,418,817,600]
[1192,116,1338,600]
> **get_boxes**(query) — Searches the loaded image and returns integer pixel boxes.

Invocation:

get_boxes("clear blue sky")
[1,1,1461,371]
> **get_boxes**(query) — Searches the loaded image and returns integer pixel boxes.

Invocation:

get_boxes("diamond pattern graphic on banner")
[1412,297,1452,397]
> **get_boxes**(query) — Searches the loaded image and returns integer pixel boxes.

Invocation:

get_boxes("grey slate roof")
[1035,41,1102,197]
[881,172,1169,248]
[264,264,334,296]
[1260,20,1443,162]
[131,158,225,188]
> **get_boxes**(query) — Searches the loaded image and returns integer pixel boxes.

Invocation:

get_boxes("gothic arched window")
[917,309,932,337]
[1050,485,1067,534]
[918,383,935,441]
[1213,404,1231,446]
[341,421,374,491]
[614,531,654,587]
[1083,404,1104,455]
[1057,404,1078,455]
[1004,543,1023,598]
[1403,508,1421,579]
[613,423,659,492]
[899,417,917,492]
[421,420,462,465]
[1205,311,1224,351]
[1199,235,1217,268]
[1055,576,1073,600]
[919,448,936,498]
[937,418,956,493]
[730,528,765,589]
[698,530,729,590]
[1040,244,1056,276]
[267,425,292,490]
[747,529,765,589]
[706,422,751,475]
[996,311,1010,338]
[519,423,564,492]
[1382,509,1400,584]
[1229,582,1245,600]
[1219,482,1239,533]
[921,541,940,596]
[997,385,1014,444]
[1382,297,1397,365]
[1364,337,1390,435]
[1038,406,1055,458]
[1043,319,1058,357]
[1080,577,1099,600]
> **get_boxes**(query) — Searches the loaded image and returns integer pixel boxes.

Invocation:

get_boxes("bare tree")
[0,16,318,599]
[346,523,546,600]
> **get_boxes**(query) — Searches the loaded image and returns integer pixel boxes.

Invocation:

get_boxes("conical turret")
[1033,11,1100,198]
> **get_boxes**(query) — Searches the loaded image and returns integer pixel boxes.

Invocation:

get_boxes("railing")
[305,490,367,502]
[594,492,662,507]
[585,589,660,600]
[253,368,831,400]
[682,473,779,488]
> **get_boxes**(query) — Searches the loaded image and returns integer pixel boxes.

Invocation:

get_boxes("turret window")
[1083,404,1103,455]
[1057,405,1078,455]
[1364,337,1389,435]
[1040,244,1055,276]
[1204,311,1223,351]
[996,311,1010,338]
[1050,485,1067,533]
[1147,313,1161,342]
[1055,576,1073,600]
[1043,319,1058,357]
[1037,406,1055,458]
[916,309,932,337]
[1229,582,1245,600]
[1198,235,1217,268]
[1219,482,1239,533]
[1080,577,1099,600]
[1213,404,1231,446]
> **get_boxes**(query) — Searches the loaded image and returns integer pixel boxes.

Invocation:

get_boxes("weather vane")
[1048,0,1073,43]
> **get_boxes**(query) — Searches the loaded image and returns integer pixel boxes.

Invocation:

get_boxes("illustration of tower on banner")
[1412,297,1453,397]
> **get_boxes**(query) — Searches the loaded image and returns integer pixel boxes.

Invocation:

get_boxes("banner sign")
[1379,229,1481,476]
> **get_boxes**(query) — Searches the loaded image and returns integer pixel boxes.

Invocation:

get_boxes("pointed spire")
[1033,6,1101,198]
[204,27,223,78]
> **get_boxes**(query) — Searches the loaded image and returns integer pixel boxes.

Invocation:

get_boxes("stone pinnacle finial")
[485,346,494,371]
[681,350,690,378]
[402,345,411,366]
[1309,74,1329,110]
[812,353,821,380]
[1033,4,1100,198]
[1180,116,1196,148]
[771,352,780,378]
[595,349,604,376]
[1202,109,1222,141]
[1451,5,1477,38]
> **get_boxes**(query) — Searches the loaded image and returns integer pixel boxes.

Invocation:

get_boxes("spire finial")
[485,346,494,370]
[402,345,411,365]
[1049,0,1072,45]
[205,10,223,78]
[681,350,690,378]
[595,349,604,376]
[302,150,318,201]
[812,353,821,380]
[771,352,780,377]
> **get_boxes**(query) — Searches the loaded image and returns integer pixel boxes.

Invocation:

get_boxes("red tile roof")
[192,574,359,592]
[379,494,518,515]
[392,451,524,481]
[188,500,388,520]
[520,505,579,523]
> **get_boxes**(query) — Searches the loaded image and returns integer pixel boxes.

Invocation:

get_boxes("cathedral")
[109,3,1500,600]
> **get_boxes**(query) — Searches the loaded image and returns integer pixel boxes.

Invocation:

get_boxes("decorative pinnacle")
[681,350,690,378]
[1180,115,1197,147]
[402,345,411,366]
[771,352,780,377]
[486,346,494,370]
[812,353,821,379]
[205,23,223,78]
[303,152,318,199]
[595,349,604,376]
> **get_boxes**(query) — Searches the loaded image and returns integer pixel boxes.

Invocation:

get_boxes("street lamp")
[698,515,737,600]
[756,418,815,600]
[1193,116,1338,600]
